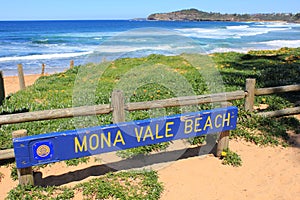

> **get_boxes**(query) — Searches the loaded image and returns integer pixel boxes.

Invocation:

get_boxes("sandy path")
[1,140,299,199]
[0,74,43,199]
[159,140,300,200]
[0,75,299,199]
[3,74,43,95]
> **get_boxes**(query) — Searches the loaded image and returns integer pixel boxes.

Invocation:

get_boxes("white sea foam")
[0,51,92,62]
[254,40,300,48]
[175,28,230,39]
[0,44,200,63]
[226,25,250,30]
[255,22,300,28]
[93,44,198,53]
[207,48,250,54]
[175,26,289,39]
[57,32,119,38]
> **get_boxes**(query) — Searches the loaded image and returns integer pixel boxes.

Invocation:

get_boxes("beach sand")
[1,139,299,199]
[159,140,300,200]
[0,74,299,199]
[3,74,43,95]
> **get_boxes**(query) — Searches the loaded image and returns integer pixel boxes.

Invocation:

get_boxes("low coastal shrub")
[0,48,299,161]
[64,157,90,166]
[6,185,74,200]
[187,135,206,145]
[117,142,170,158]
[0,171,4,182]
[220,148,242,167]
[6,170,163,200]
[9,164,17,181]
[2,48,300,199]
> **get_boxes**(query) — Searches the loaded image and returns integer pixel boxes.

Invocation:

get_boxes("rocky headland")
[147,8,300,23]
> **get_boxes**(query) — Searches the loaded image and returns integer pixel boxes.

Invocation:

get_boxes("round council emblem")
[36,144,51,158]
[33,141,53,160]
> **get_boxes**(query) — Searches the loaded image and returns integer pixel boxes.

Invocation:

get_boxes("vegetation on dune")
[1,47,300,199]
[220,148,242,167]
[0,48,299,151]
[148,8,300,23]
[6,170,162,200]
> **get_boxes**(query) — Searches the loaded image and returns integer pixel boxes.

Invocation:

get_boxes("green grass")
[0,48,299,153]
[220,148,242,167]
[231,111,299,146]
[6,170,163,200]
[6,185,74,200]
[2,47,300,200]
[116,142,170,158]
[0,171,4,182]
[64,157,90,166]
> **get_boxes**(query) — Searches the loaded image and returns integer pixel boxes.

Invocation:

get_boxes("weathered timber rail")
[0,79,299,161]
[0,91,245,125]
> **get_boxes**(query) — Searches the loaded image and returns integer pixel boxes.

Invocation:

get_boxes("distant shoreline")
[0,19,299,25]
[1,20,299,77]
[147,9,300,23]
[3,74,45,95]
[3,47,299,77]
[0,19,299,23]
[146,19,299,23]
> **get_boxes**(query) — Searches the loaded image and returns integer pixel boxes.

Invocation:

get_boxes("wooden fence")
[0,61,75,101]
[0,78,299,161]
[245,79,300,117]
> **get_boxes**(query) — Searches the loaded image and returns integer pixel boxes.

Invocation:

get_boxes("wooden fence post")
[216,131,230,157]
[245,78,256,112]
[70,60,74,69]
[0,71,5,105]
[17,64,26,90]
[111,90,125,123]
[12,130,34,186]
[216,102,232,157]
[41,63,45,75]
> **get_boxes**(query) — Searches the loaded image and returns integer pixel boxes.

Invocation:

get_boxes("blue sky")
[0,0,299,20]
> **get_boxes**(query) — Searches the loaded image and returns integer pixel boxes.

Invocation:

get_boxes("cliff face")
[147,9,300,23]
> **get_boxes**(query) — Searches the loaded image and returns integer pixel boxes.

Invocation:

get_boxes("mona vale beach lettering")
[13,106,238,168]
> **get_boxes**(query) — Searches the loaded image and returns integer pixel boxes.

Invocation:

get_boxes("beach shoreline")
[0,139,299,199]
[0,49,299,199]
[0,20,299,76]
[3,74,45,95]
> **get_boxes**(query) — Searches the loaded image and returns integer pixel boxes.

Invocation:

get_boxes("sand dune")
[0,74,299,199]
[3,74,42,95]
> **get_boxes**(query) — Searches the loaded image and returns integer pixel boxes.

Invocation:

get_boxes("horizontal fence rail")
[0,149,14,160]
[0,105,112,125]
[255,84,300,96]
[0,91,246,126]
[126,90,245,111]
[245,79,300,117]
[256,107,300,117]
[0,79,299,161]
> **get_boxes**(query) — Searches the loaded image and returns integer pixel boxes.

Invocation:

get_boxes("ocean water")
[0,20,300,75]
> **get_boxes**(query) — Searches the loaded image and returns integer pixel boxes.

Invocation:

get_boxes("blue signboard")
[13,106,238,168]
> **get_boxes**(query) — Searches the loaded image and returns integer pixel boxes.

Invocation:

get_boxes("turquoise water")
[0,20,299,75]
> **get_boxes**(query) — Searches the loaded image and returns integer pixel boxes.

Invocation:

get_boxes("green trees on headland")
[148,8,300,23]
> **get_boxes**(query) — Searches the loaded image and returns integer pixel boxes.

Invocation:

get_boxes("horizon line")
[0,18,141,22]
[1,8,298,22]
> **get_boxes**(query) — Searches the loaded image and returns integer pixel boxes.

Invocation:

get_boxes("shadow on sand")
[34,139,218,187]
